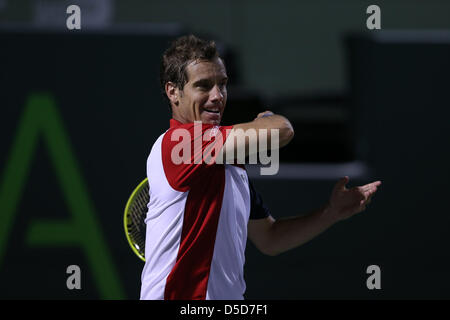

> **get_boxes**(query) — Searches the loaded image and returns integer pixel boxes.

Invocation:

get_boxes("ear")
[165,82,179,107]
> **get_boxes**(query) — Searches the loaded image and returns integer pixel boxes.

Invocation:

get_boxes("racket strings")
[127,184,149,255]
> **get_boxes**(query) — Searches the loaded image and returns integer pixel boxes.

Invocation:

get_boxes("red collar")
[169,118,184,128]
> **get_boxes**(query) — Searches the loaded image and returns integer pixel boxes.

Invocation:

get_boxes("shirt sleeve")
[161,122,233,191]
[248,178,271,220]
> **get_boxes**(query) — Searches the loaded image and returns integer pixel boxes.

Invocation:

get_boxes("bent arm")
[220,113,294,161]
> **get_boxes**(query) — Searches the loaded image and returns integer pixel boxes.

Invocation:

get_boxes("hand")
[255,110,274,119]
[326,176,381,222]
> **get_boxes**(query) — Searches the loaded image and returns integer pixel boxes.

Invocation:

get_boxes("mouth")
[203,107,220,114]
[201,107,222,124]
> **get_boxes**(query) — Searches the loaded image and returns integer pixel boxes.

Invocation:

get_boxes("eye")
[219,81,227,90]
[196,82,211,91]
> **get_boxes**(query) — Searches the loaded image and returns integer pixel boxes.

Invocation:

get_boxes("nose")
[210,85,224,103]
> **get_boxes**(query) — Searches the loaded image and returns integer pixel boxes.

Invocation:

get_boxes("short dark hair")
[160,34,220,109]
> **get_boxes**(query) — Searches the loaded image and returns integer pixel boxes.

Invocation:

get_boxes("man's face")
[172,57,228,125]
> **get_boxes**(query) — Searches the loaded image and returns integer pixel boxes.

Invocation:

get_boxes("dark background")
[0,0,449,299]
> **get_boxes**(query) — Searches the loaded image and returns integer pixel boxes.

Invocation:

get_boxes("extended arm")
[248,204,335,256]
[248,177,382,256]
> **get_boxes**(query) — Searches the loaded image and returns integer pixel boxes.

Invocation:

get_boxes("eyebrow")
[192,77,228,87]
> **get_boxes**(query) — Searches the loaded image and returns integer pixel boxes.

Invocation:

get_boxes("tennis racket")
[123,178,149,262]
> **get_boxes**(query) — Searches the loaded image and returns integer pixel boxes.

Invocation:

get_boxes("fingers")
[359,180,382,197]
[257,111,274,118]
[334,178,380,214]
[343,178,381,194]
[362,180,382,191]
[360,193,373,206]
[364,186,378,197]
[358,181,380,205]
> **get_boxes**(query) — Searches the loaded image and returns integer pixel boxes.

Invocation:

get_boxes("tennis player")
[140,35,381,300]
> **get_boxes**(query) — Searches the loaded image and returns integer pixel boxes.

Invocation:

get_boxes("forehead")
[185,58,227,82]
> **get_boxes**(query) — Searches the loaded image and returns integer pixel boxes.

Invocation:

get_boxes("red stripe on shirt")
[163,166,226,299]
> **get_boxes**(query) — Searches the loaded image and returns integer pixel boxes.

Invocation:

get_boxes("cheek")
[195,94,209,108]
[182,92,200,108]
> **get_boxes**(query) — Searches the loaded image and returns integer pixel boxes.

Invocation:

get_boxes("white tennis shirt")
[140,119,269,300]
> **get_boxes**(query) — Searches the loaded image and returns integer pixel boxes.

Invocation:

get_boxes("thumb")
[335,176,349,190]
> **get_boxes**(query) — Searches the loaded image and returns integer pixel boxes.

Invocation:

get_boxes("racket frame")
[123,178,148,262]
